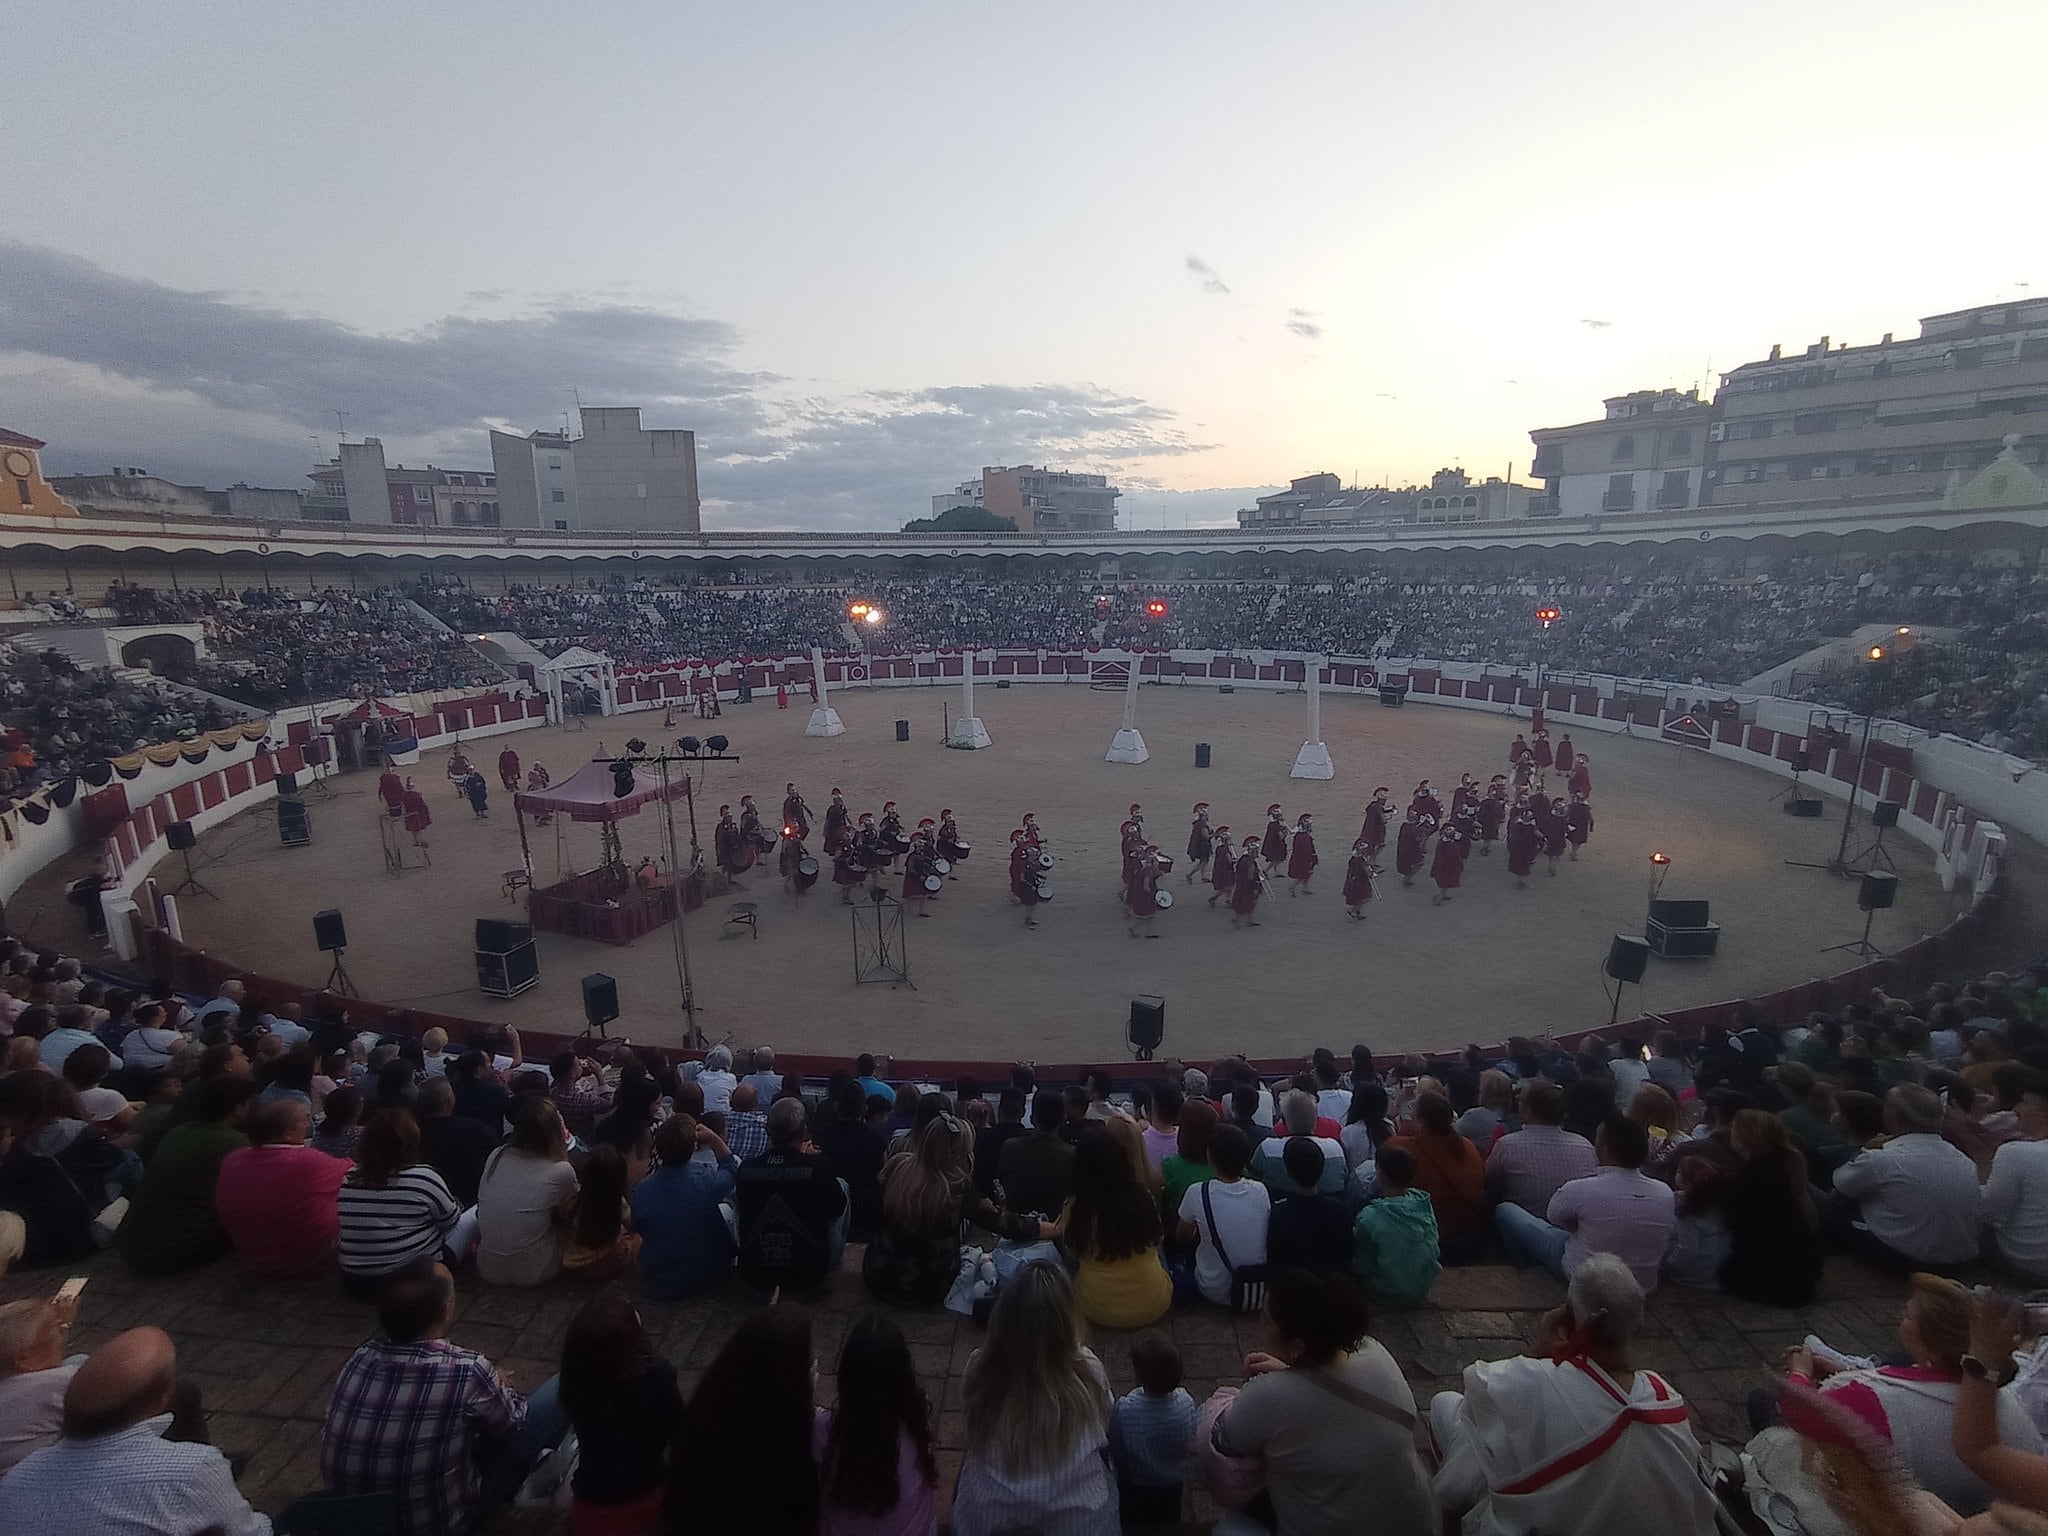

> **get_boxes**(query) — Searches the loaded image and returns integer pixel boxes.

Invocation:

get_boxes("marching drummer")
[822,788,851,854]
[832,839,868,904]
[1009,827,1048,929]
[779,827,813,901]
[936,808,970,878]
[1124,842,1164,939]
[1186,802,1213,885]
[900,826,939,914]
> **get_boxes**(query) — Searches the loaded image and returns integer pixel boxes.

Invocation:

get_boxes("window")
[554,519,569,530]
[1603,473,1634,510]
[551,489,566,503]
[412,485,431,504]
[1613,435,1636,462]
[14,478,28,506]
[548,459,562,469]
[1668,430,1691,456]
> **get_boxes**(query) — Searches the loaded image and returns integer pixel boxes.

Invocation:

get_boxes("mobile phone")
[55,1276,87,1304]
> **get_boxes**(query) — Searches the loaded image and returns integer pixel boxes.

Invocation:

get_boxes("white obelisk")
[947,656,991,749]
[1289,657,1335,779]
[1105,659,1149,764]
[804,646,845,737]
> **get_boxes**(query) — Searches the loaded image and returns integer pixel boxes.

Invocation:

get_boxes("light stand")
[620,742,740,1051]
[166,848,216,901]
[323,947,360,997]
[1848,809,1900,875]
[1822,906,1887,962]
[1787,653,1892,880]
[852,887,914,986]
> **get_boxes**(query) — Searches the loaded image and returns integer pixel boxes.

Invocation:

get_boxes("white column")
[1290,656,1335,779]
[1105,657,1149,764]
[805,645,846,737]
[948,654,991,749]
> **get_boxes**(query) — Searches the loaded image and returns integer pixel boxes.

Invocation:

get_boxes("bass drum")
[796,855,820,889]
[922,873,945,893]
[940,839,970,861]
[1155,888,1175,909]
[1032,876,1054,902]
[929,857,952,876]
[1154,854,1175,874]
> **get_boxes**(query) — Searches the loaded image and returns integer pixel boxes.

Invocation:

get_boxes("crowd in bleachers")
[4,922,2048,1531]
[0,644,225,805]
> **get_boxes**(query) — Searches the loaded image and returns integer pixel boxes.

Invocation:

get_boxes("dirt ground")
[31,684,1967,1061]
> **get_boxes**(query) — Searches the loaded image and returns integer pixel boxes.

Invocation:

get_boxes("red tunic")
[1570,763,1592,799]
[822,805,850,854]
[833,850,866,887]
[1533,738,1554,770]
[1566,802,1594,847]
[782,794,809,839]
[498,748,521,791]
[1360,802,1390,857]
[1287,829,1317,881]
[1395,821,1428,878]
[1260,820,1288,864]
[1230,852,1263,916]
[1124,868,1159,917]
[1010,845,1045,907]
[1509,739,1531,766]
[400,789,431,835]
[1342,852,1375,906]
[1210,844,1235,893]
[1506,819,1540,877]
[1555,737,1576,775]
[1431,830,1465,890]
[1475,796,1506,841]
[377,770,404,812]
[901,861,926,901]
[1542,815,1568,858]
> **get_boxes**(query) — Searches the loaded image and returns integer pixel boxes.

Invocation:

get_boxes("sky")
[3,1,2043,530]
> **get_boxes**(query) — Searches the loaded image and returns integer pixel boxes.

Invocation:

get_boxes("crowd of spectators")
[0,644,225,805]
[3,924,2048,1530]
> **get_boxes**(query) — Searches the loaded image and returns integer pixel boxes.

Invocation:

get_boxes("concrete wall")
[338,440,393,525]
[572,408,697,533]
[225,486,304,521]
[488,431,543,530]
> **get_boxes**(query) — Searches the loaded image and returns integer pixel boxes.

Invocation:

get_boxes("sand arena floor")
[91,685,1963,1062]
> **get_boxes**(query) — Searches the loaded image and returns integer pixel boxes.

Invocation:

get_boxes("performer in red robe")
[1359,788,1394,865]
[525,763,552,826]
[1430,820,1466,904]
[776,684,789,710]
[400,778,432,840]
[901,829,937,911]
[822,788,850,854]
[1408,780,1443,822]
[832,843,867,903]
[1260,805,1288,876]
[1451,775,1479,821]
[1475,777,1507,854]
[1286,814,1318,896]
[936,810,969,871]
[1009,828,1047,927]
[1532,731,1553,772]
[1186,803,1213,885]
[781,783,811,840]
[1508,734,1531,769]
[1542,797,1570,875]
[1229,837,1264,927]
[497,747,521,793]
[1565,793,1594,860]
[1395,811,1430,886]
[377,768,405,818]
[1505,805,1540,886]
[714,805,752,878]
[1512,757,1534,793]
[1206,825,1234,906]
[779,830,810,898]
[1124,844,1162,938]
[1569,756,1593,800]
[1554,733,1576,776]
[1342,838,1376,920]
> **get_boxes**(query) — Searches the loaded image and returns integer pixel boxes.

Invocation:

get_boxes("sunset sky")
[4,1,2042,527]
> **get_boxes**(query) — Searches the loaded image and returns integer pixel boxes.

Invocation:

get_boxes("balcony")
[1655,487,1692,509]
[1525,494,1560,515]
[1530,448,1563,477]
[1601,491,1636,511]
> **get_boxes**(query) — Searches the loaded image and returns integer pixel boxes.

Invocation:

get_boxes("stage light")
[848,600,879,624]
[862,607,884,626]
[610,759,635,798]
[625,738,647,755]
[782,824,798,840]
[1144,597,1170,620]
[706,734,729,754]
[1865,644,1888,663]
[677,736,701,755]
[1535,605,1562,628]
[1649,851,1671,866]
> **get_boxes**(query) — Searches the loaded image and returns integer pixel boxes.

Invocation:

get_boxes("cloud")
[1284,308,1322,340]
[0,241,1214,530]
[1579,317,1613,330]
[1184,255,1231,296]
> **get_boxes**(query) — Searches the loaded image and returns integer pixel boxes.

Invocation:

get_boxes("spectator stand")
[512,758,700,946]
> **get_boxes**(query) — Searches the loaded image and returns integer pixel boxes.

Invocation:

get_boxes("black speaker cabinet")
[1219,684,1235,694]
[166,820,196,851]
[582,972,620,1030]
[1791,749,1812,774]
[895,719,910,742]
[1647,898,1711,929]
[1647,919,1721,959]
[476,940,539,998]
[474,918,534,954]
[277,770,299,796]
[1858,871,1899,912]
[1783,797,1824,818]
[1378,686,1406,707]
[1872,800,1902,829]
[737,682,754,704]
[277,798,311,848]
[995,678,1011,689]
[1128,995,1165,1057]
[313,909,348,952]
[1604,934,1651,984]
[1195,743,1212,768]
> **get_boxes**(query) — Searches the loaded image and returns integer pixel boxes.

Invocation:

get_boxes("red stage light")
[1144,598,1170,619]
[1535,605,1561,628]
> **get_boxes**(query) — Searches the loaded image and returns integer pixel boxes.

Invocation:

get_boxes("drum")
[1033,877,1054,901]
[944,840,971,861]
[930,858,952,875]
[1034,849,1055,870]
[1154,853,1174,874]
[796,855,819,889]
[922,873,944,893]
[1155,888,1175,909]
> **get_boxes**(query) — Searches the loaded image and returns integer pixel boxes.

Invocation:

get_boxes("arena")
[45,680,1955,1062]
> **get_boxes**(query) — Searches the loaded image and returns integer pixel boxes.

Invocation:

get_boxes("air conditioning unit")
[1707,422,1728,442]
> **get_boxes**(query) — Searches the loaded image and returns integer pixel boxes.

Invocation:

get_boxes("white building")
[489,408,699,533]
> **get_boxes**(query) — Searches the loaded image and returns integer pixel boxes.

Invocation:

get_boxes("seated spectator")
[116,1075,257,1274]
[1432,1255,1717,1535]
[1826,1083,1983,1270]
[1483,1078,1597,1216]
[1176,1124,1270,1309]
[1982,1074,2048,1283]
[546,1050,608,1139]
[1387,1091,1488,1263]
[1351,1145,1441,1307]
[557,1292,683,1533]
[191,979,244,1031]
[815,1083,889,1239]
[474,1096,578,1287]
[723,1082,769,1161]
[118,1001,184,1075]
[1210,1268,1435,1536]
[1108,1330,1194,1527]
[667,1305,820,1536]
[419,1026,452,1077]
[1253,1090,1348,1196]
[1770,1060,1851,1169]
[1266,1139,1354,1274]
[413,1077,496,1205]
[1160,1096,1219,1215]
[0,1290,83,1479]
[336,1109,471,1300]
[309,1083,363,1162]
[631,1113,737,1300]
[695,1043,738,1114]
[740,1046,784,1106]
[1455,1070,1512,1151]
[0,1326,264,1535]
[447,1049,510,1135]
[972,1085,1028,1197]
[1780,1273,2043,1516]
[214,1098,346,1277]
[1623,1083,1687,1167]
[59,1044,132,1138]
[735,1096,848,1295]
[0,1076,98,1270]
[1659,1157,1732,1291]
[560,1143,640,1281]
[323,1260,561,1536]
[1645,1031,1693,1096]
[867,1113,1043,1308]
[1140,1081,1183,1171]
[998,1088,1076,1219]
[1049,1125,1169,1328]
[1496,1114,1675,1291]
[1720,1109,1824,1307]
[36,1007,98,1077]
[953,1261,1116,1536]
[815,1313,940,1536]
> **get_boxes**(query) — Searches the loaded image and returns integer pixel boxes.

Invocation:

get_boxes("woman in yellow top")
[1050,1125,1172,1329]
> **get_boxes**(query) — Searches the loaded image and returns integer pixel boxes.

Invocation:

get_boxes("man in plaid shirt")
[322,1262,558,1536]
[721,1081,771,1161]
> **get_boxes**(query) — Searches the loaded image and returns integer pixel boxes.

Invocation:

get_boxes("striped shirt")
[338,1166,461,1277]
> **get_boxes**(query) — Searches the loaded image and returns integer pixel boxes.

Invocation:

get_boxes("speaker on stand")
[1128,995,1165,1061]
[581,973,619,1037]
[313,908,358,996]
[164,821,216,900]
[1603,933,1650,1027]
[1824,871,1897,961]
[1850,799,1903,874]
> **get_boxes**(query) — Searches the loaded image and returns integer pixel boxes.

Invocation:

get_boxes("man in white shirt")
[191,979,245,1031]
[419,1027,452,1077]
[1484,1078,1599,1214]
[740,1045,785,1105]
[119,1002,185,1074]
[36,1008,100,1075]
[1496,1114,1675,1290]
[0,1293,83,1479]
[1828,1083,1982,1269]
[695,1043,738,1115]
[1253,1090,1349,1196]
[1984,1077,2048,1282]
[1175,1123,1271,1307]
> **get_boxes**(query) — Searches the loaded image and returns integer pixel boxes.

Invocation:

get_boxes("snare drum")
[1033,877,1054,901]
[922,873,944,893]
[796,856,819,889]
[930,857,951,875]
[1034,849,1055,871]
[944,840,971,861]
[1155,888,1175,909]
[1154,853,1175,874]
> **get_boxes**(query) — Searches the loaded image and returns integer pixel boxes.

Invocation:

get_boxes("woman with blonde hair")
[1103,1111,1163,1200]
[1721,1108,1824,1307]
[863,1111,1043,1306]
[1455,1069,1513,1150]
[953,1260,1116,1536]
[1625,1084,1686,1161]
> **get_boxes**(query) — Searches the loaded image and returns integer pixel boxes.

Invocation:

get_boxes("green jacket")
[1351,1187,1440,1307]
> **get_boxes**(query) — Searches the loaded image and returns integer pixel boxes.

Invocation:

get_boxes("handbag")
[1201,1182,1269,1313]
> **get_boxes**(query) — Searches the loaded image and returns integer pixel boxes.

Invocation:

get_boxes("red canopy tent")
[512,758,684,822]
[513,759,699,945]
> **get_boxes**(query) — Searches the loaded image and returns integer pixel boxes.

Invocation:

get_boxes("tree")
[901,505,1019,533]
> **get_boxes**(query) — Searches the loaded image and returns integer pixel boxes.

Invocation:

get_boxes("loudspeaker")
[166,820,196,851]
[1873,800,1902,829]
[474,918,533,953]
[1194,743,1211,769]
[737,682,754,704]
[995,678,1011,689]
[1219,684,1235,694]
[1128,995,1165,1056]
[1783,797,1824,818]
[1791,749,1812,774]
[895,719,910,742]
[1647,898,1711,929]
[582,973,620,1030]
[1379,686,1406,707]
[1647,920,1721,958]
[313,909,348,952]
[1858,871,1898,912]
[277,798,311,848]
[476,940,539,998]
[277,771,299,796]
[1604,934,1650,985]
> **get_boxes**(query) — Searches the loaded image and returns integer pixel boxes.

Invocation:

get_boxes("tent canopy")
[539,646,614,673]
[513,757,685,822]
[337,697,411,722]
